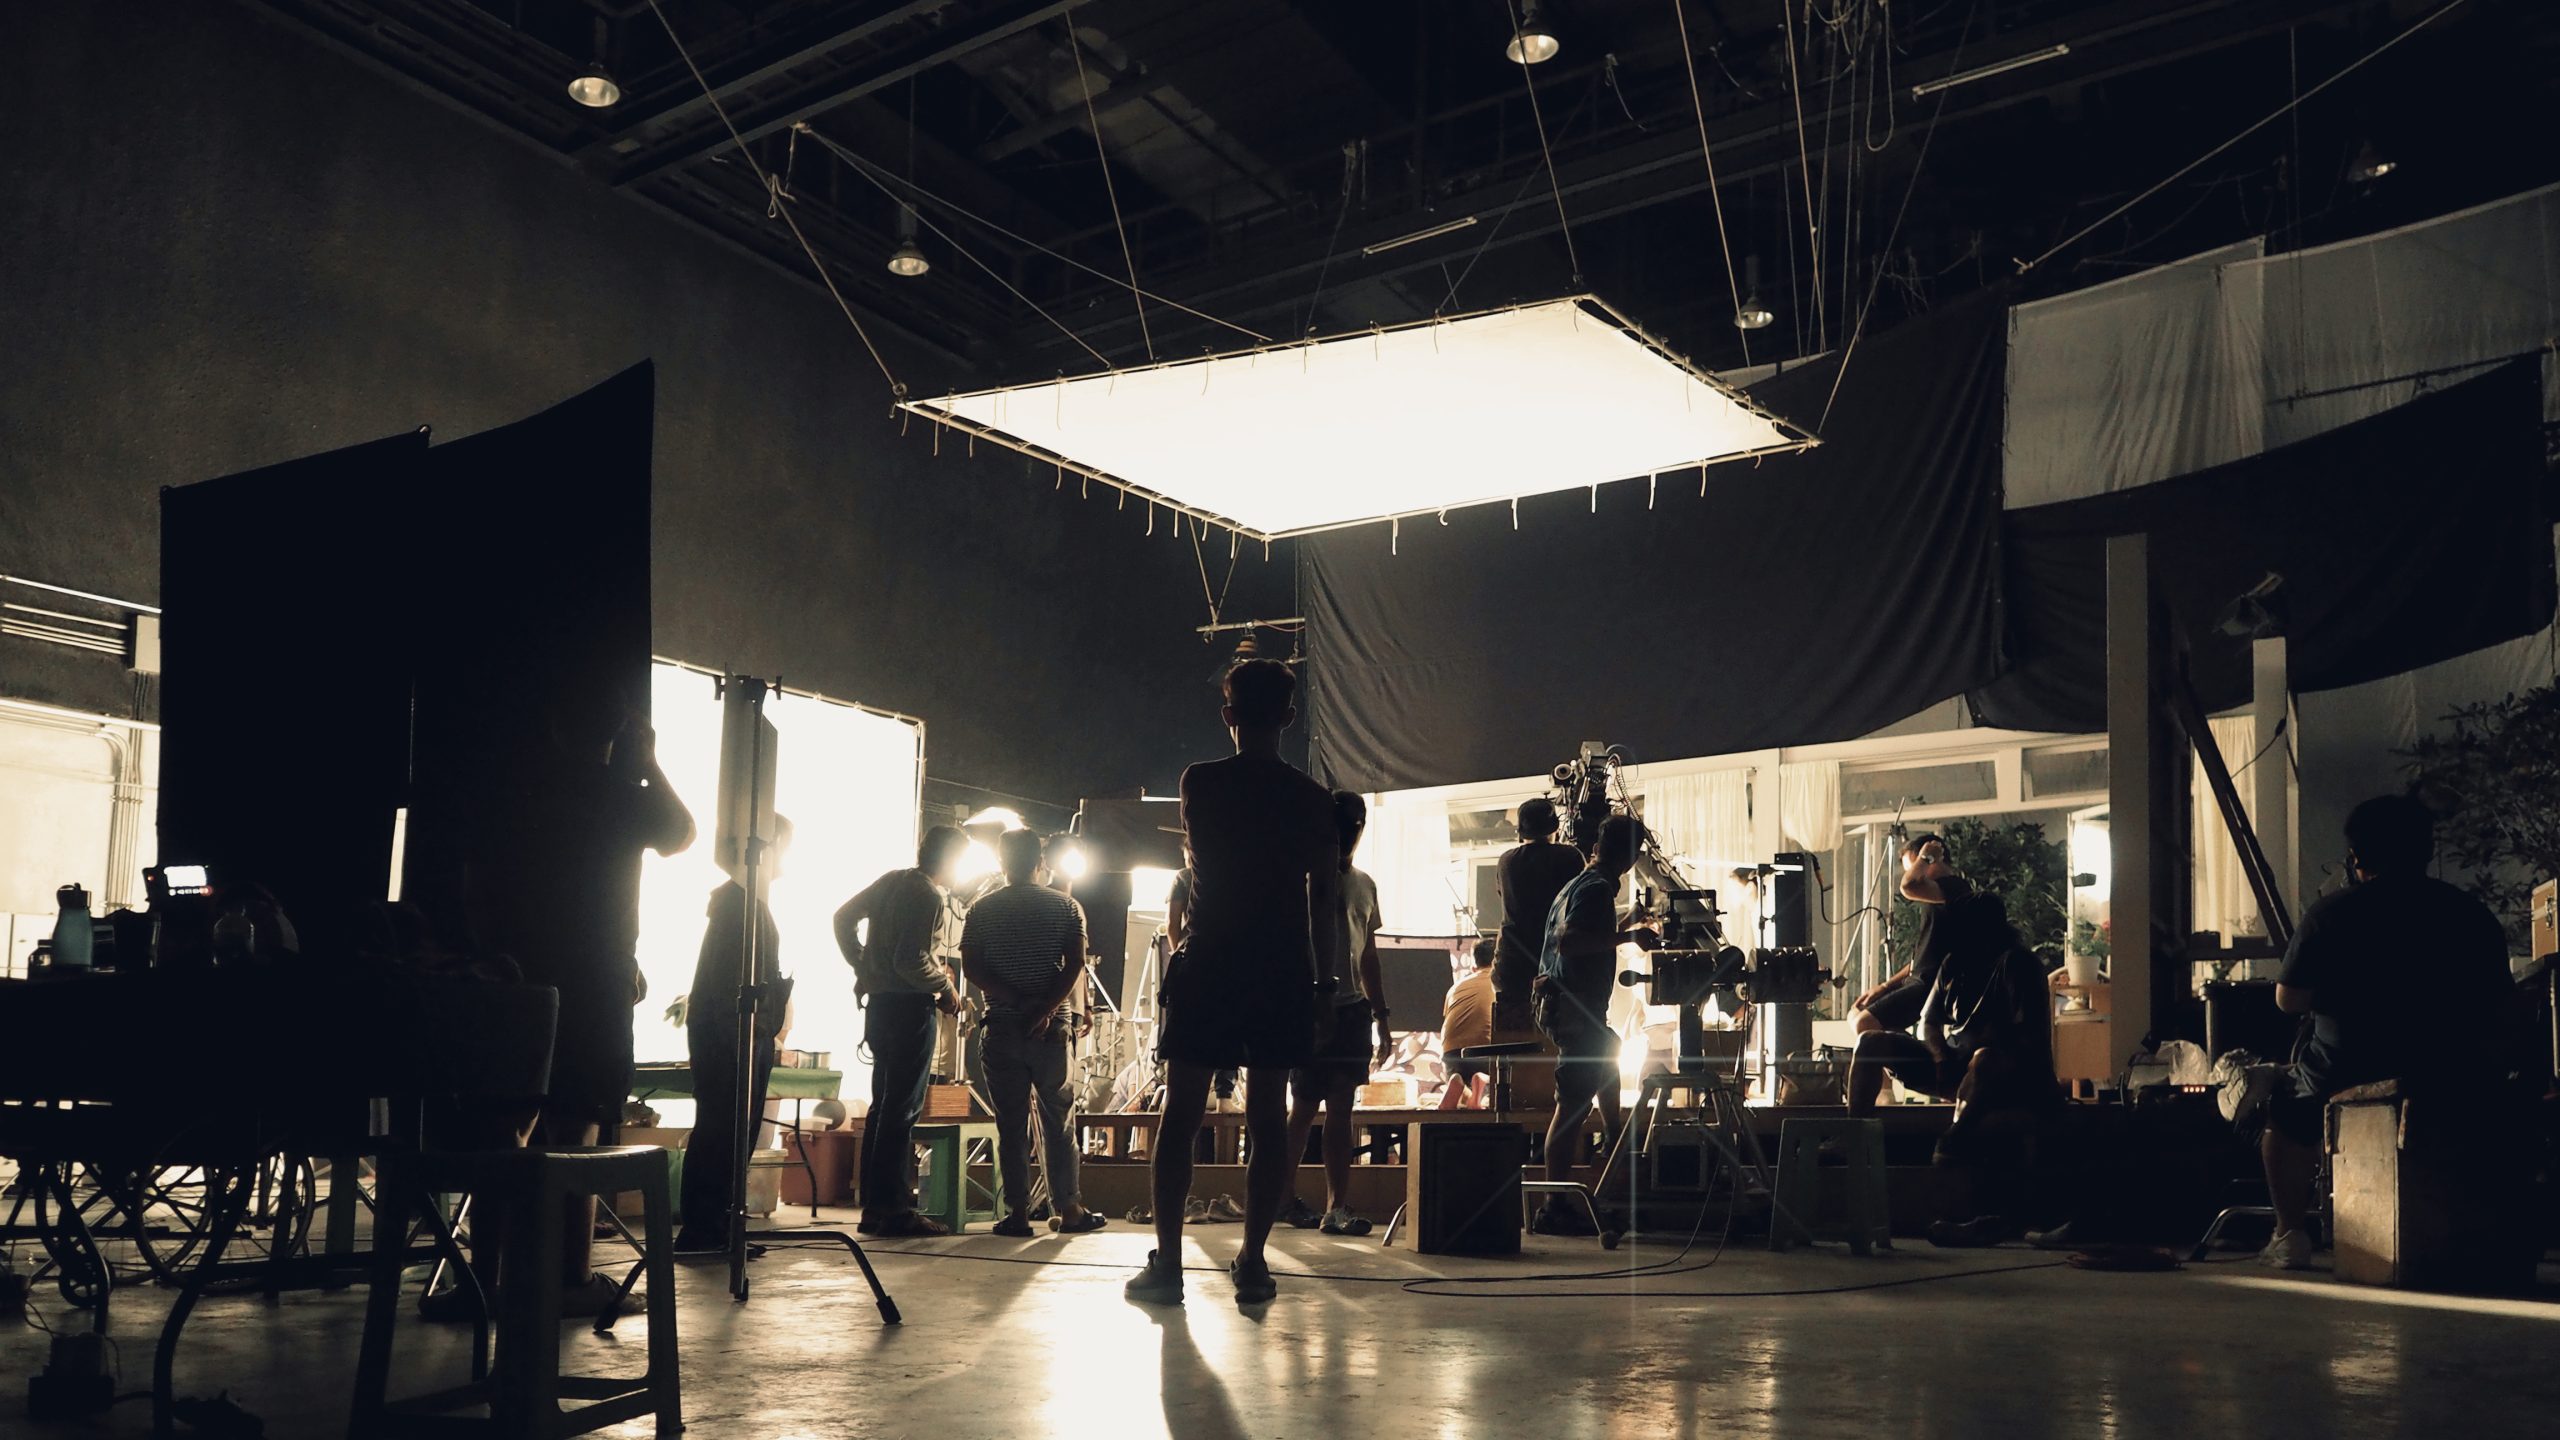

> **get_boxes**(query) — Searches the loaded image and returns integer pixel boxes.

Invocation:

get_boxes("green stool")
[912,1122,1001,1233]
[1771,1118,1892,1255]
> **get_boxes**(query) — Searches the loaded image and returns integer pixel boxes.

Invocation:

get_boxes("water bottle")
[51,884,94,971]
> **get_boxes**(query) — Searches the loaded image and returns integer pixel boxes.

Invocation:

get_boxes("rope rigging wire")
[1064,9,1156,360]
[2016,0,2471,276]
[798,129,1270,344]
[1817,0,1977,429]
[1501,0,1585,285]
[642,0,904,398]
[1670,0,1754,366]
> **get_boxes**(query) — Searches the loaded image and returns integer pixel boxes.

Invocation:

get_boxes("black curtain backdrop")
[1969,359,2555,733]
[160,431,430,955]
[406,365,657,960]
[158,367,656,959]
[1303,291,2010,793]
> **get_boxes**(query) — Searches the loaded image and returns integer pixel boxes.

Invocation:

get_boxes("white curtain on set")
[1361,790,1457,936]
[1644,769,1752,874]
[2188,714,2266,946]
[1778,760,1843,855]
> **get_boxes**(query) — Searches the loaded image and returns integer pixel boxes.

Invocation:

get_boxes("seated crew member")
[1846,839,2029,1117]
[1280,792,1394,1235]
[1438,940,1497,1109]
[675,817,793,1255]
[1124,660,1342,1307]
[1852,833,1962,1037]
[961,828,1106,1238]
[2257,794,2514,1269]
[837,825,968,1238]
[1495,799,1587,1034]
[1530,815,1655,1235]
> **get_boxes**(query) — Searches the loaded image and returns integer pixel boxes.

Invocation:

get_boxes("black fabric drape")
[1969,359,2555,733]
[1303,291,2010,793]
[161,430,431,956]
[158,366,656,959]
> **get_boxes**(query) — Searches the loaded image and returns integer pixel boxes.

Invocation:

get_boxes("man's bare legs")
[1237,1066,1295,1272]
[1285,1073,1361,1214]
[2262,1126,2317,1237]
[1151,1060,1215,1260]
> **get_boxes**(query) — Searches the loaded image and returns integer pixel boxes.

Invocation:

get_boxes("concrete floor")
[7,1213,2559,1438]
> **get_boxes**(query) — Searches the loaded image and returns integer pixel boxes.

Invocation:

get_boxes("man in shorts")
[1125,660,1342,1307]
[1280,791,1392,1235]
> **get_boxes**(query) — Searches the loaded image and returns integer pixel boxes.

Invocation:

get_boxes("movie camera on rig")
[1548,743,1827,1076]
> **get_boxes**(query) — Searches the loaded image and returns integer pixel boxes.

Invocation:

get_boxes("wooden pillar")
[2106,535,2155,1059]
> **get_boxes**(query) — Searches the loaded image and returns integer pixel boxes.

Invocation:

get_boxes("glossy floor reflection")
[8,1221,2557,1438]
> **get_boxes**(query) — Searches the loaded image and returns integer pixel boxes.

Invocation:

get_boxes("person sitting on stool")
[1850,833,1962,1041]
[2257,795,2514,1269]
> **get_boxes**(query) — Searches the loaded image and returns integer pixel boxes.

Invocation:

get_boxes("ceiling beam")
[571,0,955,165]
[1004,0,2379,361]
[603,0,1081,190]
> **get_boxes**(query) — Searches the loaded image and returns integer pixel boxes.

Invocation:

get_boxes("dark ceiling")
[244,0,2559,388]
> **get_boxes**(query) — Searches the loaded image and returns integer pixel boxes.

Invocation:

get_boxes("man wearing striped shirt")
[960,828,1105,1237]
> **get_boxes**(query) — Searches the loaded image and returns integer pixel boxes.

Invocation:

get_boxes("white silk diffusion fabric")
[902,298,1810,539]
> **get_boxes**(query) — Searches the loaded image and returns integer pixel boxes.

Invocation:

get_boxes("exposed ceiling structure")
[243,0,2560,389]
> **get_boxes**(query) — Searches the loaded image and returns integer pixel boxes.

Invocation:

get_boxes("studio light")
[1506,0,1561,65]
[886,206,929,278]
[2348,142,2396,184]
[567,63,621,109]
[1734,254,1774,330]
[1052,838,1091,881]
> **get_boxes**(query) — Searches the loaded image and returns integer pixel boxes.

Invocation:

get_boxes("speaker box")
[1404,1121,1528,1255]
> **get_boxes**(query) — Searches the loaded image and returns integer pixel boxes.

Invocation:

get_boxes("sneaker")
[1182,1196,1213,1224]
[1205,1194,1246,1223]
[1278,1194,1323,1229]
[1229,1256,1278,1305]
[1124,1250,1184,1306]
[991,1213,1036,1239]
[1927,1215,2013,1249]
[1124,1203,1154,1225]
[2258,1228,2314,1270]
[1319,1208,1374,1237]
[2024,1222,2078,1251]
[1529,1200,1597,1237]
[1051,1210,1108,1235]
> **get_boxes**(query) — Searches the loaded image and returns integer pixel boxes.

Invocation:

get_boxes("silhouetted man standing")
[1496,798,1585,1032]
[1125,660,1342,1307]
[962,828,1106,1237]
[837,825,968,1238]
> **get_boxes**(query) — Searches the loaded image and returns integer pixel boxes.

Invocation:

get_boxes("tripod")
[695,676,899,1320]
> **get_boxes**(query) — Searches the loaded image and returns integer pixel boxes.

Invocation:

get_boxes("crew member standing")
[837,826,968,1238]
[961,828,1107,1238]
[1530,815,1654,1234]
[1124,660,1342,1307]
[1280,791,1393,1235]
[674,818,793,1254]
[1495,799,1586,1033]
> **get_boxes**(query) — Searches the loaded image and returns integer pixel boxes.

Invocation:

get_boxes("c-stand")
[707,676,899,1322]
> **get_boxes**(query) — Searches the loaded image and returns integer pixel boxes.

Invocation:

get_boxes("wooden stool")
[912,1121,1001,1233]
[1771,1118,1891,1255]
[353,1145,680,1438]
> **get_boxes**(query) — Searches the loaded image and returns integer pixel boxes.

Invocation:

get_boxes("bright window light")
[902,298,1812,539]
[2071,820,2112,904]
[637,662,922,1107]
[1128,866,1179,913]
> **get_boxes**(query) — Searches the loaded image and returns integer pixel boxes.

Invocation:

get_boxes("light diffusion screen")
[636,662,922,1116]
[904,298,1810,538]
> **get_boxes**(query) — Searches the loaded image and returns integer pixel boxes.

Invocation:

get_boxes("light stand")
[708,675,900,1322]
